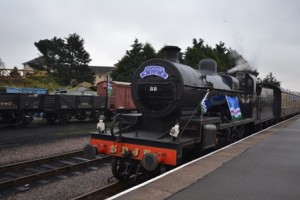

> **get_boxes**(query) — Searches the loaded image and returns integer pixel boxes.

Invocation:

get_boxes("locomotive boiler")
[85,46,300,180]
[129,46,255,133]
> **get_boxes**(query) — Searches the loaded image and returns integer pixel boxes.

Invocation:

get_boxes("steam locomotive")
[84,46,300,180]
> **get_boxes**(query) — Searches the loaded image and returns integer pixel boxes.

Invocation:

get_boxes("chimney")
[163,46,181,63]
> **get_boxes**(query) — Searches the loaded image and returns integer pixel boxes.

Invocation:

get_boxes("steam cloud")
[227,50,255,74]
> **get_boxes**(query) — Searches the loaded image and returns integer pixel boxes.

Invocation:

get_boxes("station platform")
[108,115,300,200]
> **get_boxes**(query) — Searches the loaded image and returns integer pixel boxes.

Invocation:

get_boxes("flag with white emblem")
[225,95,242,119]
[200,90,210,115]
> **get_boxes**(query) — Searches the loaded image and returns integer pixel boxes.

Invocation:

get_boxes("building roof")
[89,66,115,74]
[22,56,114,74]
[22,56,46,65]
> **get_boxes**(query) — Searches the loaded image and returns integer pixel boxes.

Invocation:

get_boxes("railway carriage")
[280,88,300,118]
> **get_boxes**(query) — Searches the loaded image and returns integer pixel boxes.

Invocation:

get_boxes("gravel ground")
[0,136,91,165]
[0,120,117,199]
[0,131,115,200]
[3,166,114,200]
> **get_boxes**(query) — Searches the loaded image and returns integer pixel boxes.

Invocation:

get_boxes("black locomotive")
[0,93,106,126]
[85,46,300,180]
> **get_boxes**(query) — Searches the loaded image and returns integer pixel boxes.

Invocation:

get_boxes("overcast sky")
[1,0,300,91]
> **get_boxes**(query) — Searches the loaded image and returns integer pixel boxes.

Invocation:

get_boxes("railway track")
[0,150,111,197]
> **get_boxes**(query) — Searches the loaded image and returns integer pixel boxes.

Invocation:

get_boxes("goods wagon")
[97,81,136,119]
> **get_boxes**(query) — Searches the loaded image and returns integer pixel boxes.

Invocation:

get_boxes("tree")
[143,43,157,60]
[182,38,246,72]
[10,67,20,77]
[155,48,165,59]
[213,42,236,72]
[183,38,237,71]
[183,38,208,69]
[0,58,5,68]
[34,33,93,85]
[261,72,281,87]
[111,39,157,82]
[110,37,255,82]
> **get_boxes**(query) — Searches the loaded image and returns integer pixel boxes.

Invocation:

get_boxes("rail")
[0,151,110,191]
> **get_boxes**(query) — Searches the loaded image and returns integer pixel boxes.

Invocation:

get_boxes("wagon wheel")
[18,117,29,127]
[91,111,100,122]
[111,157,127,181]
[45,113,56,124]
[58,113,70,124]
[77,111,87,121]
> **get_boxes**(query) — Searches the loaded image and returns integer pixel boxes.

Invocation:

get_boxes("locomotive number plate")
[149,86,158,92]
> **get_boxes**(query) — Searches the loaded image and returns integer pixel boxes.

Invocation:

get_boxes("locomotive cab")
[234,72,257,94]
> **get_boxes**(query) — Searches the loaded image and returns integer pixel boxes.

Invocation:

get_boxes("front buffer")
[85,132,182,181]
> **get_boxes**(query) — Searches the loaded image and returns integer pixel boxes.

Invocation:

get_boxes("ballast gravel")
[0,137,90,165]
[0,136,116,199]
[3,166,114,200]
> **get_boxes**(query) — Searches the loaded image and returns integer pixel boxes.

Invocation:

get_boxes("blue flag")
[225,96,242,119]
[200,91,210,114]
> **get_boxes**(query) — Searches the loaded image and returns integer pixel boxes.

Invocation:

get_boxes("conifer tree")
[34,33,93,85]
